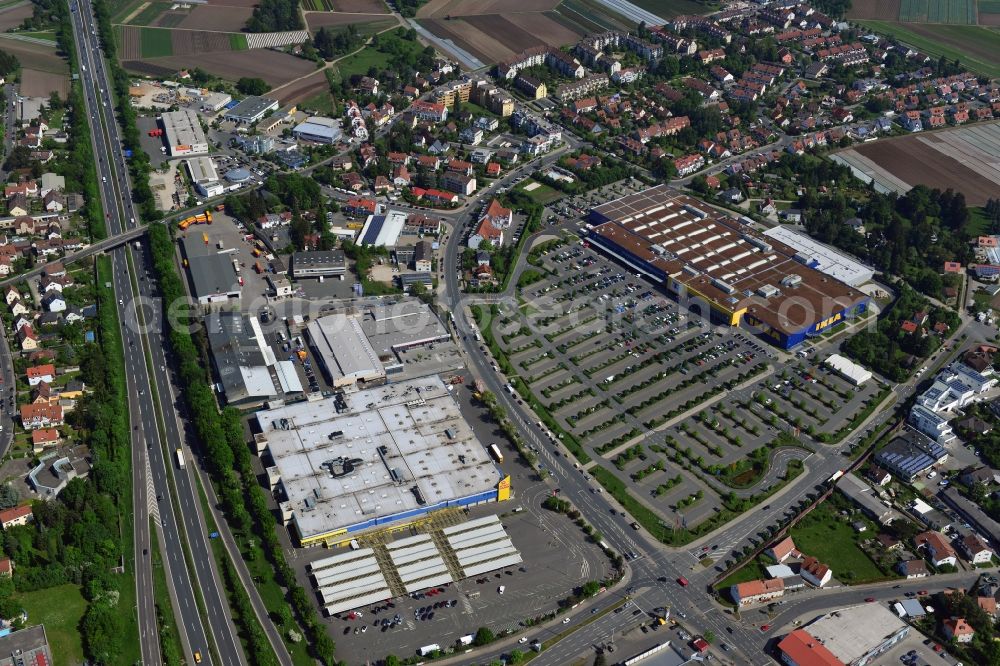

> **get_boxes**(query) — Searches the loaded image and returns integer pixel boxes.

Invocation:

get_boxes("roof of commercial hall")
[307,314,384,382]
[801,603,907,665]
[589,185,867,335]
[358,301,450,354]
[255,376,501,539]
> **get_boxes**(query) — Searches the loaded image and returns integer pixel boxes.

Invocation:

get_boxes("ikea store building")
[587,185,870,349]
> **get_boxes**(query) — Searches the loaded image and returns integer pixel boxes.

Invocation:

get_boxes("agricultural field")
[0,35,69,73]
[835,121,1000,206]
[137,49,316,86]
[626,0,706,18]
[270,67,330,104]
[0,1,35,31]
[303,11,396,35]
[20,67,70,96]
[898,0,975,23]
[415,0,633,64]
[140,26,173,57]
[177,5,254,31]
[855,20,1000,77]
[846,0,902,20]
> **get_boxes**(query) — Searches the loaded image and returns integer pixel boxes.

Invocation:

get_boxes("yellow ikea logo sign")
[815,313,842,331]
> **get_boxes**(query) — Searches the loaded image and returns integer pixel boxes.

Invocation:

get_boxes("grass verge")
[14,584,87,666]
[150,520,184,665]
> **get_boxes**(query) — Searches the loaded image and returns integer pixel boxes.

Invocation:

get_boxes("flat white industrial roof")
[185,156,218,185]
[763,225,875,287]
[824,353,873,384]
[256,376,500,541]
[162,109,208,151]
[274,360,304,394]
[306,315,385,384]
[802,603,907,665]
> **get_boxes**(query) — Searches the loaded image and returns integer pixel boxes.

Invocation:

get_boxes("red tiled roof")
[778,630,845,666]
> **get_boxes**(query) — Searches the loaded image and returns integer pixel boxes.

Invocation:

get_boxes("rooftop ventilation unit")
[711,278,735,294]
[742,234,772,253]
[757,284,780,298]
[683,204,707,219]
[781,274,802,288]
[682,264,700,276]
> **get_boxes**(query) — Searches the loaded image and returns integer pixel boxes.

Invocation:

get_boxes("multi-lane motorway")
[68,1,245,663]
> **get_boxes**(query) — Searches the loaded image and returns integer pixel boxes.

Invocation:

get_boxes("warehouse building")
[292,116,342,144]
[306,313,386,388]
[254,376,508,547]
[359,301,450,356]
[161,109,209,156]
[305,301,448,386]
[185,156,224,197]
[359,209,408,247]
[587,185,869,349]
[290,250,346,279]
[763,225,875,288]
[206,311,302,406]
[224,96,279,125]
[181,234,241,305]
[201,91,232,112]
[780,603,909,666]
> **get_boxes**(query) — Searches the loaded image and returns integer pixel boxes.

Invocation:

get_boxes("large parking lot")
[310,499,613,664]
[484,234,893,543]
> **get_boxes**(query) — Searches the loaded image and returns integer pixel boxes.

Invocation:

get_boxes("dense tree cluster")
[236,77,271,96]
[313,25,363,60]
[246,0,303,33]
[396,0,427,17]
[801,183,973,299]
[0,50,18,77]
[842,285,957,381]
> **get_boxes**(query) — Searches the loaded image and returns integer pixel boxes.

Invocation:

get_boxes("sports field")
[856,20,1000,77]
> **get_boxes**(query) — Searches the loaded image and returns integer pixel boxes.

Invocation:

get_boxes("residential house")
[441,172,476,196]
[0,505,33,529]
[19,403,63,429]
[26,364,55,386]
[42,292,66,313]
[6,193,27,217]
[942,617,974,643]
[766,537,800,563]
[730,578,784,607]
[17,324,39,351]
[31,428,60,452]
[896,559,929,579]
[866,465,891,486]
[799,556,832,587]
[959,534,994,564]
[410,100,448,123]
[915,531,957,567]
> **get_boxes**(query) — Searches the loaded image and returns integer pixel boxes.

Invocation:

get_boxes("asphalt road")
[435,161,981,664]
[70,2,245,663]
[439,193,768,664]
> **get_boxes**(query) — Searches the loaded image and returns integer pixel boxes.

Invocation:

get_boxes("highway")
[69,1,245,663]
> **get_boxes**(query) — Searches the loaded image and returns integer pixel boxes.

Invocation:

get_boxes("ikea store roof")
[589,185,867,336]
[256,376,501,542]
